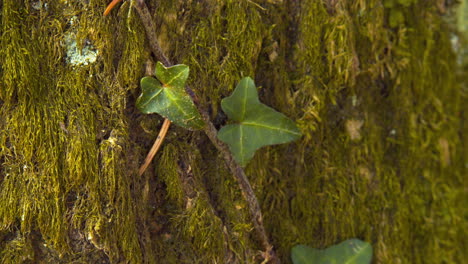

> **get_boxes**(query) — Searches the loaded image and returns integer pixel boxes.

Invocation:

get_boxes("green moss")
[179,1,267,116]
[154,141,257,262]
[0,235,35,263]
[0,0,143,262]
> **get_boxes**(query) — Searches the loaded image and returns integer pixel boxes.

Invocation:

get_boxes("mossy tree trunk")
[0,0,465,263]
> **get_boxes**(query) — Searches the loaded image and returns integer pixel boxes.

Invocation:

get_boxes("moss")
[0,235,35,263]
[154,140,257,262]
[1,0,465,263]
[179,1,267,116]
[1,0,143,262]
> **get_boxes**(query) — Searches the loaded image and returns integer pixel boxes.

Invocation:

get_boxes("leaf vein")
[165,68,187,87]
[139,89,163,108]
[242,122,301,135]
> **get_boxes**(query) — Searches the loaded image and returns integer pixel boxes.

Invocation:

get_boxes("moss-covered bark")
[0,0,465,263]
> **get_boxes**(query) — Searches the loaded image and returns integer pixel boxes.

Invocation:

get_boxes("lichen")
[63,29,99,66]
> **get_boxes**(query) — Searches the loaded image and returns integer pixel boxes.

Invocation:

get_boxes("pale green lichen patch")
[63,30,99,66]
[31,1,48,11]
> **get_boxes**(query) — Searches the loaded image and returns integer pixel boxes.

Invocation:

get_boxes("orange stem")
[138,119,171,176]
[103,0,123,16]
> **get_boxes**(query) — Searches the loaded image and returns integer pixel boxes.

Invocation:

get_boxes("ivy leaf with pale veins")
[291,239,373,264]
[136,62,204,130]
[217,77,301,166]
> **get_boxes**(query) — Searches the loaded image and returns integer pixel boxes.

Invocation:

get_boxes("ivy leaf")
[136,62,204,130]
[217,77,301,166]
[291,239,373,264]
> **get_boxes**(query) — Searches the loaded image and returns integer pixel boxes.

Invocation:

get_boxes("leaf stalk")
[138,118,171,176]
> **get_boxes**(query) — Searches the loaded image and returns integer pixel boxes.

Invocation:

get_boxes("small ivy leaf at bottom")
[291,239,373,264]
[217,77,301,166]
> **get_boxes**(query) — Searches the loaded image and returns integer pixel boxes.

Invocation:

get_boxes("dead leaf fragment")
[346,119,364,140]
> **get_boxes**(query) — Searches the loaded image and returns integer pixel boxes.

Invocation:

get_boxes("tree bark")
[0,0,465,263]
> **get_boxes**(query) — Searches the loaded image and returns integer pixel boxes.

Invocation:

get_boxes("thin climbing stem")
[131,1,279,263]
[138,118,171,176]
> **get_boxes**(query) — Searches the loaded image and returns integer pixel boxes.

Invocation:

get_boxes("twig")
[138,118,171,176]
[132,1,278,263]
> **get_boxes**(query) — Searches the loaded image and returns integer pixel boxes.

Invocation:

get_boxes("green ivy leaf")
[136,62,204,130]
[217,77,301,166]
[291,239,373,264]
